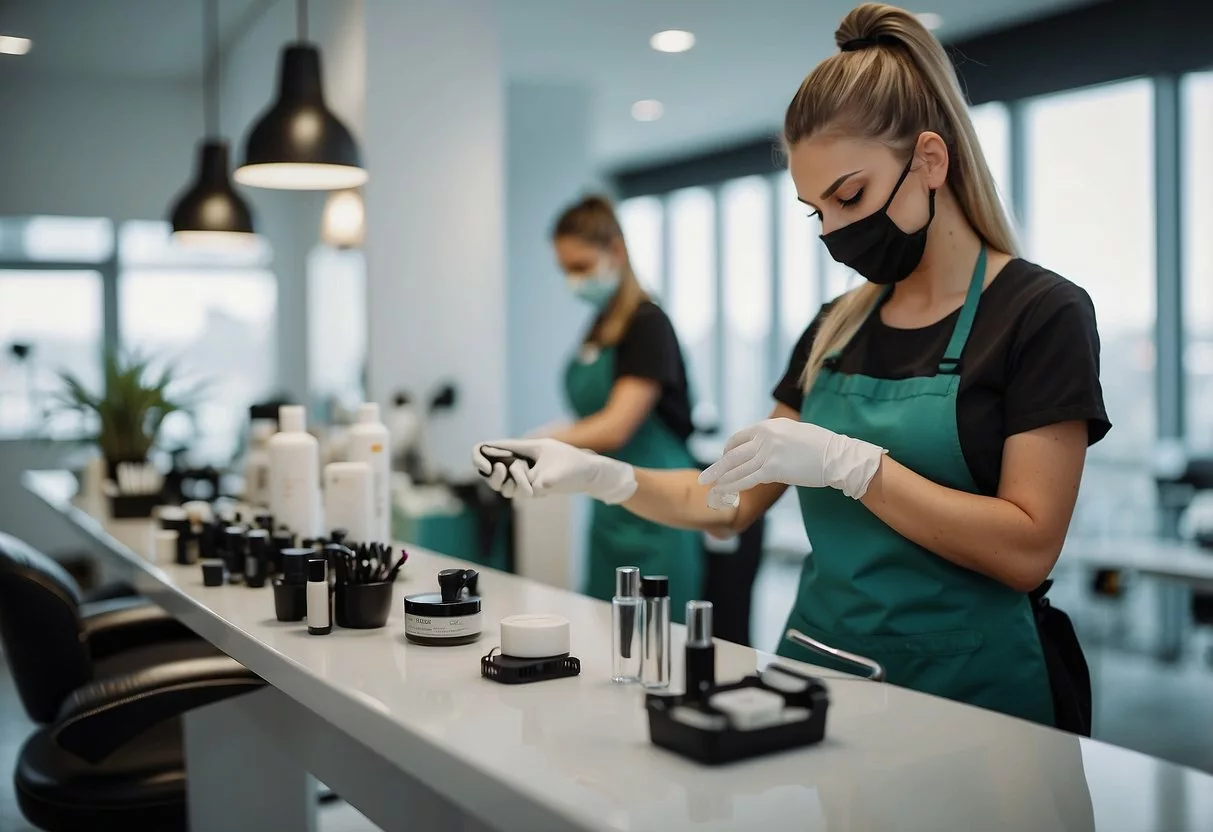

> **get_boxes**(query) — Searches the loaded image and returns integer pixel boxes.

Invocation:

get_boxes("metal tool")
[785,628,886,682]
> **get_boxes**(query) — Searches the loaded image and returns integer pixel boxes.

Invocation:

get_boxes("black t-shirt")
[773,259,1112,496]
[607,301,695,442]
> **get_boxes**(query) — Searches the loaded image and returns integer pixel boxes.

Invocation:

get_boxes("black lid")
[224,525,246,539]
[308,558,327,583]
[280,548,313,582]
[438,568,478,603]
[642,575,669,598]
[247,529,269,550]
[404,592,480,617]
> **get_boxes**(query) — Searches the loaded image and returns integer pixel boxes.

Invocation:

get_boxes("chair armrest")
[80,596,198,659]
[53,656,264,764]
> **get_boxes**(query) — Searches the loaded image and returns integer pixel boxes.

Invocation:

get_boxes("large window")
[667,187,718,428]
[617,196,664,296]
[0,270,104,437]
[721,177,774,435]
[309,245,367,420]
[970,102,1013,220]
[118,221,277,466]
[1183,71,1213,451]
[1025,78,1156,536]
[777,175,820,363]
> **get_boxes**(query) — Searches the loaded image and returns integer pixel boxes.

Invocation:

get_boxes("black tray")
[645,666,829,765]
[480,649,581,685]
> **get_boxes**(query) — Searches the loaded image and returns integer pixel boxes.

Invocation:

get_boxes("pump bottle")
[269,405,322,539]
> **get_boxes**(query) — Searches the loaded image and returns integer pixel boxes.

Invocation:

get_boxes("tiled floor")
[3,554,1212,829]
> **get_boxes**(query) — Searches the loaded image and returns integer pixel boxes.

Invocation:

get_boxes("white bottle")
[324,461,373,543]
[269,405,322,539]
[347,402,391,543]
[243,421,275,509]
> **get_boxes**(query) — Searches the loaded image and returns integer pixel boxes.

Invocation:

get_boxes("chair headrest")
[0,531,82,605]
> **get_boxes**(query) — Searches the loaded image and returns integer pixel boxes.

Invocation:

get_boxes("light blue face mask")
[566,265,621,309]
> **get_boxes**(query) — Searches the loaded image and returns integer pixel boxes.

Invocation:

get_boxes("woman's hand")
[472,439,638,504]
[698,418,885,502]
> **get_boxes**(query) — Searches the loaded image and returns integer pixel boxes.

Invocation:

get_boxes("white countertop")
[1061,537,1213,588]
[25,471,1213,832]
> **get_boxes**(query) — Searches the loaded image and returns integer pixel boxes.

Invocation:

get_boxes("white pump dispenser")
[269,405,322,539]
[347,402,391,543]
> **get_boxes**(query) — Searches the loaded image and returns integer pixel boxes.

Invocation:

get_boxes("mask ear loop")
[880,151,937,224]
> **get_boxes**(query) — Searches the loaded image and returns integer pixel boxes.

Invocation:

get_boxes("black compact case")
[645,669,830,765]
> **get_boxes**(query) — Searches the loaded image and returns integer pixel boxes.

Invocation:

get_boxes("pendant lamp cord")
[203,0,219,138]
[297,0,308,42]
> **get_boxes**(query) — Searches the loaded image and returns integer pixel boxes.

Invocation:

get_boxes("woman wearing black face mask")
[473,3,1110,732]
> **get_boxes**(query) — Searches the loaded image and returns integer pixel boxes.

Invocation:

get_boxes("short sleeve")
[772,303,833,411]
[615,303,681,386]
[1004,281,1111,445]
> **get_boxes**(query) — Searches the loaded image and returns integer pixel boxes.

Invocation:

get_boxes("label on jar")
[406,612,481,639]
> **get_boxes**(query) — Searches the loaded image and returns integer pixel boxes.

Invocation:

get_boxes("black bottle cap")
[224,525,246,540]
[308,558,327,583]
[438,568,478,603]
[641,575,669,598]
[330,528,348,544]
[247,529,269,552]
[281,548,313,583]
[256,513,274,530]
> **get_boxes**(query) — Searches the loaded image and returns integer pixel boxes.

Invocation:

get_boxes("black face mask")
[819,155,936,286]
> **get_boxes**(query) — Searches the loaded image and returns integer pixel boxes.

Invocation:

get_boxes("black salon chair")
[0,532,265,831]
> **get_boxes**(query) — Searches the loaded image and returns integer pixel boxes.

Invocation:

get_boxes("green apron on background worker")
[565,346,702,622]
[779,246,1055,727]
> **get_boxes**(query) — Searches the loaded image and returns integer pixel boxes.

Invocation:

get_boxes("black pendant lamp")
[234,0,367,190]
[169,0,256,246]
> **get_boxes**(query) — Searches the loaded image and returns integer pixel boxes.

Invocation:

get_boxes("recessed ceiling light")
[631,100,664,122]
[0,35,32,56]
[916,12,943,30]
[650,30,695,53]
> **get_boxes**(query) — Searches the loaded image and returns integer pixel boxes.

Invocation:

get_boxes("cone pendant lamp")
[169,0,256,246]
[234,0,366,190]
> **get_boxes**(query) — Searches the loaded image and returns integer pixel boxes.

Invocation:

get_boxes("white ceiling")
[0,0,1098,168]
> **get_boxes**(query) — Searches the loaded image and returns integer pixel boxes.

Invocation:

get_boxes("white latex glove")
[472,439,637,504]
[698,418,886,502]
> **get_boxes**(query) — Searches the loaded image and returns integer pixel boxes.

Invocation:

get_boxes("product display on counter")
[612,566,642,683]
[324,461,374,544]
[404,568,482,646]
[245,529,270,588]
[641,575,671,689]
[154,529,178,565]
[223,525,246,583]
[201,559,227,587]
[482,613,580,685]
[645,662,830,765]
[348,402,392,545]
[269,404,322,539]
[307,558,333,635]
[332,544,406,630]
[684,600,716,699]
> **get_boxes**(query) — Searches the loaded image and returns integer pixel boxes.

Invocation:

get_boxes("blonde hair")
[787,3,1018,392]
[552,195,651,347]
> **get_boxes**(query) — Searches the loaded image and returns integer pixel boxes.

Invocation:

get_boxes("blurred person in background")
[490,195,703,620]
[474,4,1108,732]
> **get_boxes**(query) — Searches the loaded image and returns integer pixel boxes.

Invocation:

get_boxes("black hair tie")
[840,33,899,52]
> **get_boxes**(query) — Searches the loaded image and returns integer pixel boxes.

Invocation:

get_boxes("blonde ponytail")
[787,3,1017,392]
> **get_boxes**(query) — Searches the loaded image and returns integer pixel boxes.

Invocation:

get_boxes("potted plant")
[56,351,200,483]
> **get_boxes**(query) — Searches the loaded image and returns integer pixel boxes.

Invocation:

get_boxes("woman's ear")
[916,132,950,190]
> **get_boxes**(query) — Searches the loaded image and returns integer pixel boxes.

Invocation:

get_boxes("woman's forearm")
[550,415,627,454]
[623,469,786,537]
[859,458,1063,592]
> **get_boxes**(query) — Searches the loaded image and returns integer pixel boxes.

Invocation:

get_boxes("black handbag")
[1030,579,1093,736]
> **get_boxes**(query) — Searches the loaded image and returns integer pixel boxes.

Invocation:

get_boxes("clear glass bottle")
[611,566,642,683]
[641,575,671,688]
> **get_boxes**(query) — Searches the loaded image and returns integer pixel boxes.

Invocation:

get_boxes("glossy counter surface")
[25,471,1213,832]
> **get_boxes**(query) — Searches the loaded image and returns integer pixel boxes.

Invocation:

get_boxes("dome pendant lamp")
[234,0,367,190]
[169,0,257,247]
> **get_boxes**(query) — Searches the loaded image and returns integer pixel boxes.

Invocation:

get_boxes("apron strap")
[937,244,987,374]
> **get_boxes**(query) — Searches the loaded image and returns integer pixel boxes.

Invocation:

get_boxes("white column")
[505,82,595,436]
[363,0,506,476]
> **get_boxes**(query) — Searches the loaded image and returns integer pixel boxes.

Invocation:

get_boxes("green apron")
[780,246,1056,727]
[565,344,702,623]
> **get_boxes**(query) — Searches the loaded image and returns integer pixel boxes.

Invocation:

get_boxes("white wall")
[0,76,199,222]
[363,0,506,477]
[218,0,366,407]
[505,82,596,436]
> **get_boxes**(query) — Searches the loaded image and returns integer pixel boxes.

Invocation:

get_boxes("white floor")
[3,553,1212,830]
